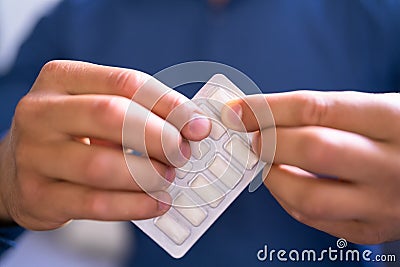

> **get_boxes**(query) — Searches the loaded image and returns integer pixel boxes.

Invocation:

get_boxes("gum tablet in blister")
[132,74,265,258]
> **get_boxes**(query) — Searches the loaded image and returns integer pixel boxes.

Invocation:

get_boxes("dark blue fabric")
[0,226,24,258]
[0,0,399,266]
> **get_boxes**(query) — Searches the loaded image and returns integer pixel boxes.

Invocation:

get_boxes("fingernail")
[188,115,210,136]
[221,101,243,129]
[156,192,172,212]
[164,167,176,183]
[158,201,170,212]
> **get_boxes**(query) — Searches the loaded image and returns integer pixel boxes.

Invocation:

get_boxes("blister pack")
[132,74,265,258]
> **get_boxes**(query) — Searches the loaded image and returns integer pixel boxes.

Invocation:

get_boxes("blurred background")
[0,1,133,267]
[0,0,59,73]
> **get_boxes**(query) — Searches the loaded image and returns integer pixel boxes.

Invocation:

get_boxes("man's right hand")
[0,60,211,230]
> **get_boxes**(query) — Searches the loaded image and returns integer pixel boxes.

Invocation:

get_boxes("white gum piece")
[190,174,224,208]
[208,155,243,190]
[224,135,258,169]
[174,193,207,227]
[154,213,190,245]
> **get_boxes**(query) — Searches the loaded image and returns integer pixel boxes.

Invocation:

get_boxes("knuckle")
[107,69,146,97]
[40,60,63,75]
[39,60,84,85]
[90,97,125,131]
[83,151,112,184]
[14,96,35,127]
[39,60,71,81]
[14,94,54,131]
[301,130,335,166]
[84,192,110,218]
[296,91,328,125]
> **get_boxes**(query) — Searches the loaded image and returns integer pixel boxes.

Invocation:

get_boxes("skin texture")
[1,60,398,245]
[221,90,400,245]
[0,60,211,230]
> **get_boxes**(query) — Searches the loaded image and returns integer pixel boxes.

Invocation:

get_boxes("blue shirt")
[1,0,399,266]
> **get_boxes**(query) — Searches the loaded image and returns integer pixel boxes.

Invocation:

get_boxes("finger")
[221,91,400,140]
[124,99,192,167]
[38,181,171,221]
[37,94,190,166]
[31,141,175,192]
[35,60,148,98]
[264,165,372,221]
[257,126,394,181]
[272,192,370,244]
[132,77,211,141]
[304,219,377,244]
[36,60,211,141]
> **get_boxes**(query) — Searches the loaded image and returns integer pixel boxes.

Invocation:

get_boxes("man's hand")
[0,60,211,230]
[221,91,400,244]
